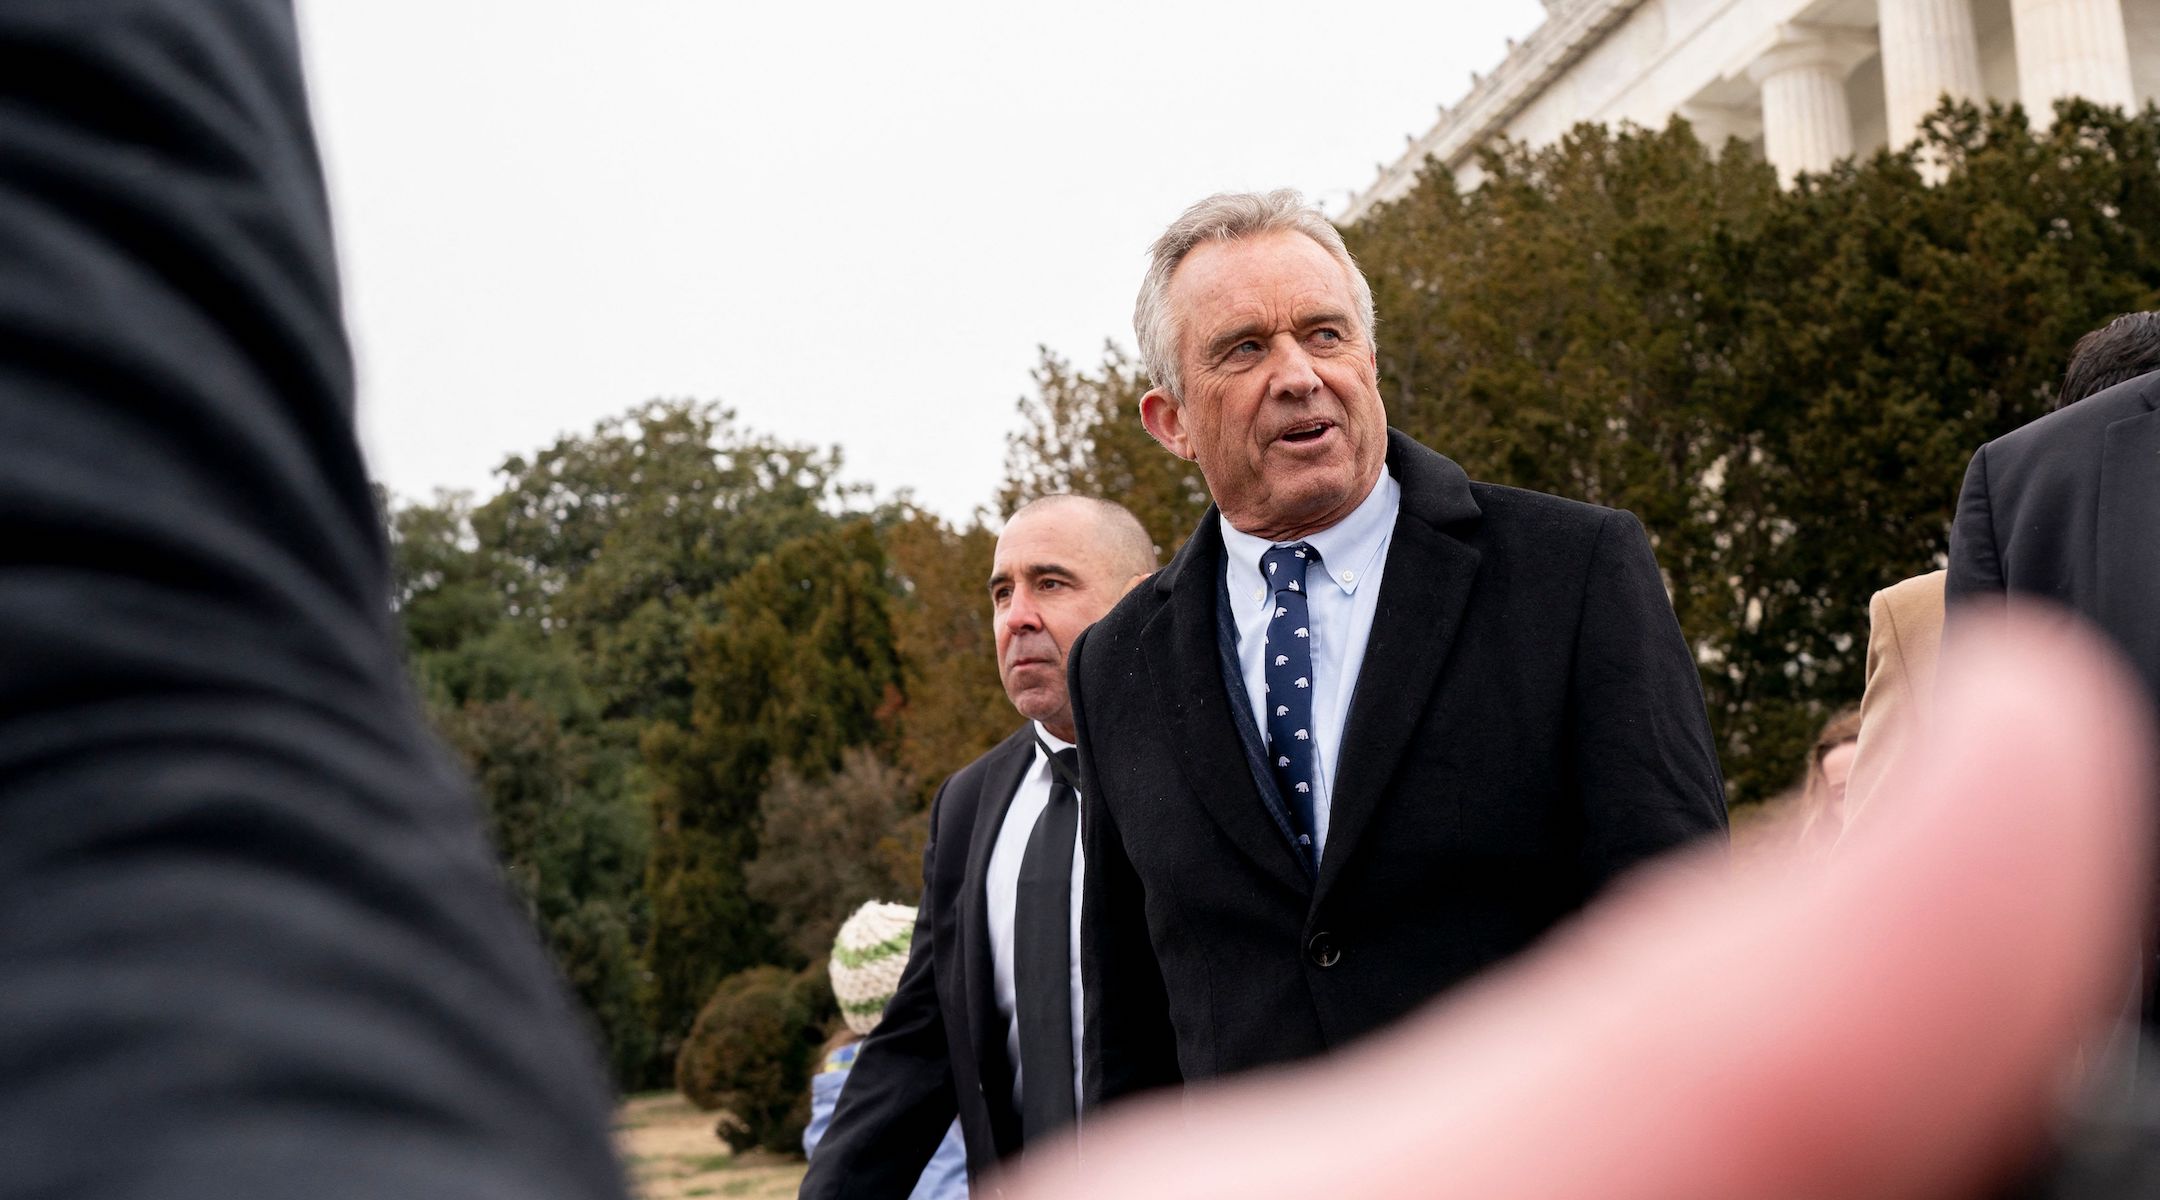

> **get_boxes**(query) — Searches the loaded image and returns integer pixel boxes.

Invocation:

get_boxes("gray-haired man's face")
[1140,230,1387,543]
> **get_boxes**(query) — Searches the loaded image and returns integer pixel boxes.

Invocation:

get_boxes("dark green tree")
[437,693,654,1086]
[387,492,657,1087]
[643,519,905,1057]
[1344,100,2160,802]
[473,399,857,726]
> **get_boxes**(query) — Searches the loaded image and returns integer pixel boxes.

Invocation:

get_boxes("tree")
[675,963,834,1154]
[388,489,657,1087]
[746,748,924,965]
[388,489,509,657]
[392,404,892,1085]
[1000,345,1212,556]
[643,519,905,1056]
[882,506,1013,795]
[1343,100,2160,802]
[437,693,654,1086]
[473,399,857,726]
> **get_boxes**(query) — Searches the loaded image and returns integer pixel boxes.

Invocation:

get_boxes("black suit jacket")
[0,2,626,1197]
[1946,370,2160,1025]
[1070,430,1728,1103]
[801,727,1040,1197]
[1947,370,2160,710]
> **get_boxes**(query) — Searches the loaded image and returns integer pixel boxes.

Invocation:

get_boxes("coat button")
[1307,931,1340,968]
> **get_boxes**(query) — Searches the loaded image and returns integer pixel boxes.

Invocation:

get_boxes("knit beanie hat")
[831,900,917,1036]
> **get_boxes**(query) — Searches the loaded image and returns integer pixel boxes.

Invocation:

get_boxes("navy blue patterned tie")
[1261,543,1321,860]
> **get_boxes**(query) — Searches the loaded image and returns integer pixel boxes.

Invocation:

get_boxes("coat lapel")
[2098,401,2160,708]
[958,726,1034,1154]
[1316,431,1483,902]
[1141,513,1314,891]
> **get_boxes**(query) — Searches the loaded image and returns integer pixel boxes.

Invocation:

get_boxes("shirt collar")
[1030,722,1078,793]
[1031,721,1075,761]
[1219,466,1400,601]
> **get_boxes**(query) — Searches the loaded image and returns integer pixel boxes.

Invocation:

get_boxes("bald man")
[801,496,1156,1199]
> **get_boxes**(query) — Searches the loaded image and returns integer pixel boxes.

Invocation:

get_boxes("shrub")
[674,963,836,1154]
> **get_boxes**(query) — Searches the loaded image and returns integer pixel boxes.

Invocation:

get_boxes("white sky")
[296,1,1546,524]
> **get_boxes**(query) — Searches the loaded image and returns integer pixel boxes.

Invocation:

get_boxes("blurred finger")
[1007,609,2153,1200]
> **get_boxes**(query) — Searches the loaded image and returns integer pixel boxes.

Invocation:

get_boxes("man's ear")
[1120,571,1151,597]
[1139,388,1195,460]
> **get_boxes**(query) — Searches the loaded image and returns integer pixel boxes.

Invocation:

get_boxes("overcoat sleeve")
[1567,510,1728,886]
[1070,626,1184,1110]
[0,4,625,1196]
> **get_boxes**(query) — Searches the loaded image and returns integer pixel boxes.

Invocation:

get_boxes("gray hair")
[1132,189,1378,401]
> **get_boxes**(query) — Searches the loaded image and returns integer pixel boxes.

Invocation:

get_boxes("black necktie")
[1015,745,1079,1144]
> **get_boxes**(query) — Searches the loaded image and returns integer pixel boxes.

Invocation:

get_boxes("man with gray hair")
[1069,190,1728,1105]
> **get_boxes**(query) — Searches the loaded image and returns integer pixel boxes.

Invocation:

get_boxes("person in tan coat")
[1845,570,1945,825]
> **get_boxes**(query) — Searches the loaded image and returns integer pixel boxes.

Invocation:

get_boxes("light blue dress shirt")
[1218,467,1401,858]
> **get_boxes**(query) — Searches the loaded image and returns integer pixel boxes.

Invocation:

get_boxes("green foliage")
[1000,344,1212,557]
[1343,100,2160,802]
[674,964,835,1155]
[391,489,660,1087]
[389,490,506,656]
[392,404,920,1089]
[643,519,905,1058]
[473,399,858,726]
[437,693,655,1086]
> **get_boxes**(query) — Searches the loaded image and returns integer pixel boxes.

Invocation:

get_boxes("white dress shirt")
[982,722,1085,1121]
[1219,467,1402,858]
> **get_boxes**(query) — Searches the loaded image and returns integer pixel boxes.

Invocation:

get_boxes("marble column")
[1748,28,1878,184]
[2012,0,2136,118]
[1878,0,1986,146]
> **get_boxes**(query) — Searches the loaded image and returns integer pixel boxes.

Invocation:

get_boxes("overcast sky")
[295,1,1547,524]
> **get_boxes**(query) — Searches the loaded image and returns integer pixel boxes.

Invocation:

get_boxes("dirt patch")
[615,1092,806,1200]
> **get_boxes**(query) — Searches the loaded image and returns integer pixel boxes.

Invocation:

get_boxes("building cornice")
[1341,0,1649,223]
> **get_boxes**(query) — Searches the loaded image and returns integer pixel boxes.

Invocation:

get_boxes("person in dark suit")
[1947,311,2160,705]
[801,496,1155,1197]
[1854,311,2160,829]
[0,2,627,1197]
[1948,310,2160,1025]
[1071,189,1729,1104]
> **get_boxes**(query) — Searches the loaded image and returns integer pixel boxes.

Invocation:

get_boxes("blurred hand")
[1008,610,2154,1200]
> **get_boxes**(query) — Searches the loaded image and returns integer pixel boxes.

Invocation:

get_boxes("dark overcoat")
[1071,430,1729,1104]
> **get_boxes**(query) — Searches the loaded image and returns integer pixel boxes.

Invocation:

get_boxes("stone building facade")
[1345,0,2160,217]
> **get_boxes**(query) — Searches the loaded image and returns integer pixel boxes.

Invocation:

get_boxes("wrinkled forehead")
[1168,230,1360,328]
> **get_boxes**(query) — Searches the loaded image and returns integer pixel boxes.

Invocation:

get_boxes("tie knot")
[1053,748,1078,777]
[1261,542,1319,593]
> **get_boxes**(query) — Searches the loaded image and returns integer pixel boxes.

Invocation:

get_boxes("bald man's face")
[989,505,1135,741]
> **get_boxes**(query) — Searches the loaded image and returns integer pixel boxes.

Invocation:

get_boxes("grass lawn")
[615,1092,806,1200]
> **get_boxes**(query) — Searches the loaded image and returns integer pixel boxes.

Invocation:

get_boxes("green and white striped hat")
[831,900,916,1036]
